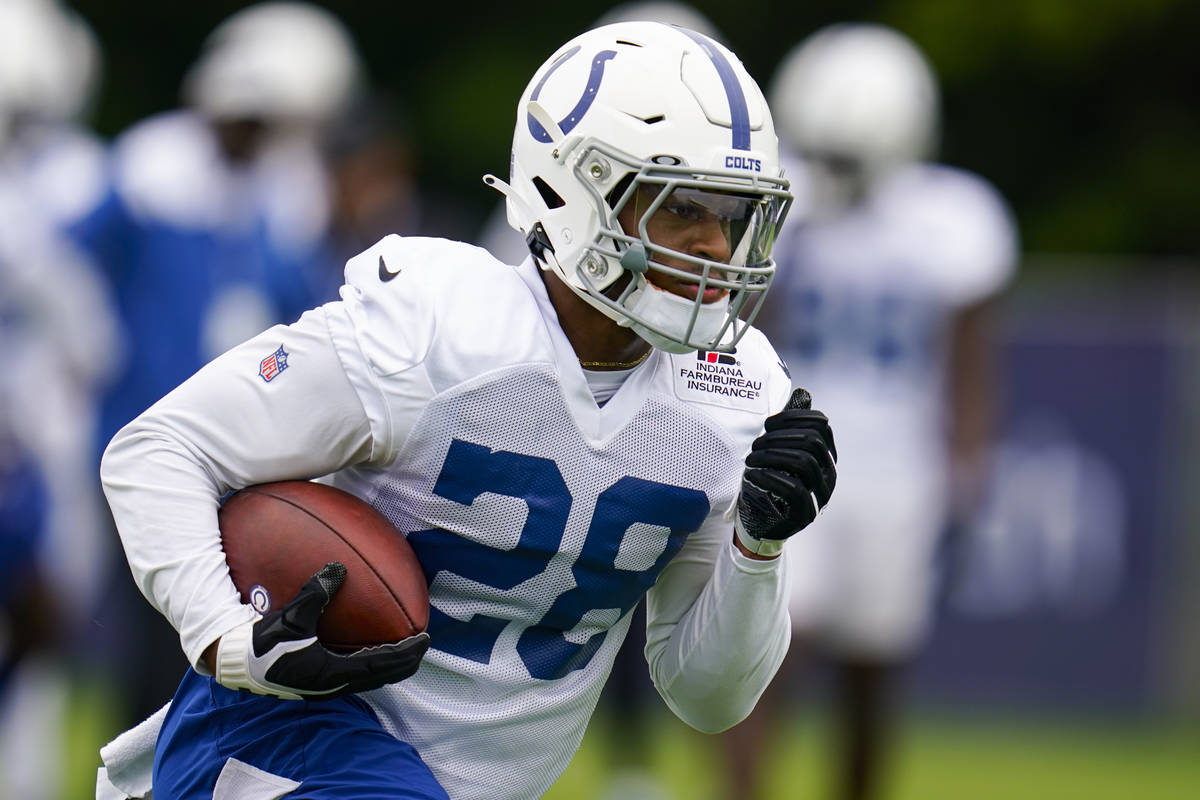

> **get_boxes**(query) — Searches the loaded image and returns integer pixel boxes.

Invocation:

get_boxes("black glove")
[735,387,837,556]
[215,562,429,699]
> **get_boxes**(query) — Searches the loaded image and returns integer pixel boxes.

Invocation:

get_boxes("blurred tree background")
[70,0,1200,259]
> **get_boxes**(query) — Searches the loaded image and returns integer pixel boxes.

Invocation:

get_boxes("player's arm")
[645,387,836,732]
[100,306,390,685]
[938,169,1018,529]
[947,297,1000,517]
[644,514,792,733]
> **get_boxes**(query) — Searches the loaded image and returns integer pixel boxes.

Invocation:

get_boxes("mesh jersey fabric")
[323,237,789,797]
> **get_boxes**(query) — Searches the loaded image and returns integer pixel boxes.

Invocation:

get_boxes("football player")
[70,0,365,454]
[0,0,106,231]
[721,23,1019,800]
[68,2,366,725]
[0,0,118,636]
[0,13,122,787]
[96,20,836,800]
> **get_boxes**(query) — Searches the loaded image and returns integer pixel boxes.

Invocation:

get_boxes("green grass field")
[544,705,1200,800]
[63,680,1198,800]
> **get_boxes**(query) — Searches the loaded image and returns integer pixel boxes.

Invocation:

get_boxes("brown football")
[218,480,429,652]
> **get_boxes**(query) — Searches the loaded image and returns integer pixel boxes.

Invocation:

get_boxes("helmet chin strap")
[615,234,730,352]
[619,279,729,355]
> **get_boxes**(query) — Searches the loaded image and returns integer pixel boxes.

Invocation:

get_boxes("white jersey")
[0,171,121,617]
[110,110,330,253]
[10,122,109,229]
[766,157,1018,656]
[101,235,794,799]
[769,157,1016,486]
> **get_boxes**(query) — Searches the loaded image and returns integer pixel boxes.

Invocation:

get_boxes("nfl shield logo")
[258,346,289,382]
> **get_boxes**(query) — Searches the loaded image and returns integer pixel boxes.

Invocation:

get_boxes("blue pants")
[154,669,449,799]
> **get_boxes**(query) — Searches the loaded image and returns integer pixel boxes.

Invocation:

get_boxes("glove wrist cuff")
[734,519,786,558]
[215,618,259,692]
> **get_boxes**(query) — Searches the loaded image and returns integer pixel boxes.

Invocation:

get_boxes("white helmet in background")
[769,23,939,211]
[0,0,101,131]
[486,21,792,353]
[183,1,362,124]
[593,1,725,43]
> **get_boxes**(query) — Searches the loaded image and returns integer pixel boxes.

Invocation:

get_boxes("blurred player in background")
[0,5,123,797]
[0,423,54,800]
[95,20,837,800]
[0,0,119,624]
[721,23,1019,800]
[0,0,120,636]
[67,0,367,726]
[0,0,108,231]
[70,0,364,445]
[316,92,423,301]
[0,206,118,799]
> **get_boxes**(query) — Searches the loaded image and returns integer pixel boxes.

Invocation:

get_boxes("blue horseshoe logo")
[527,46,618,143]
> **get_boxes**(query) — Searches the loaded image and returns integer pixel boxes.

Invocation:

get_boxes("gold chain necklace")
[578,349,652,370]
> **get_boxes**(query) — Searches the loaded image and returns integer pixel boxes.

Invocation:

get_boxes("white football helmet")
[0,0,101,130]
[486,21,792,354]
[769,23,939,211]
[183,1,362,124]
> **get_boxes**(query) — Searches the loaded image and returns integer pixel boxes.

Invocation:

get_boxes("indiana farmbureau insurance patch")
[671,350,769,414]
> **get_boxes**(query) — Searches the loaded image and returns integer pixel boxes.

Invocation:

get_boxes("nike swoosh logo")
[378,255,401,282]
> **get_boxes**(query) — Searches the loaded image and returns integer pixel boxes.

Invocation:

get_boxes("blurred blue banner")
[913,269,1192,712]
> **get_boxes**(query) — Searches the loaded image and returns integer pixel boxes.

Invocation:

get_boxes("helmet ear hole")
[532,176,565,210]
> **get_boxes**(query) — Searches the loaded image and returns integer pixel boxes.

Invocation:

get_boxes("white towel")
[95,702,170,800]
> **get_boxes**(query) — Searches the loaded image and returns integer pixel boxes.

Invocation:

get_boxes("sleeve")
[641,337,793,734]
[99,306,377,669]
[643,516,791,733]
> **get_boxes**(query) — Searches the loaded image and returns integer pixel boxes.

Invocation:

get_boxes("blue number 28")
[407,439,710,680]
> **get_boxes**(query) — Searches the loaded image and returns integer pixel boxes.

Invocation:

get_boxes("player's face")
[617,185,735,304]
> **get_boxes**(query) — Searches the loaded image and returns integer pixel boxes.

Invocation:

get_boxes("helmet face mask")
[488,21,792,353]
[590,156,790,351]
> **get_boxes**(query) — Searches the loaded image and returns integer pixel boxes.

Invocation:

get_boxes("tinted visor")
[630,183,789,274]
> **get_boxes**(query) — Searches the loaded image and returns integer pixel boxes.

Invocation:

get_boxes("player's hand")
[735,388,837,558]
[214,562,429,700]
